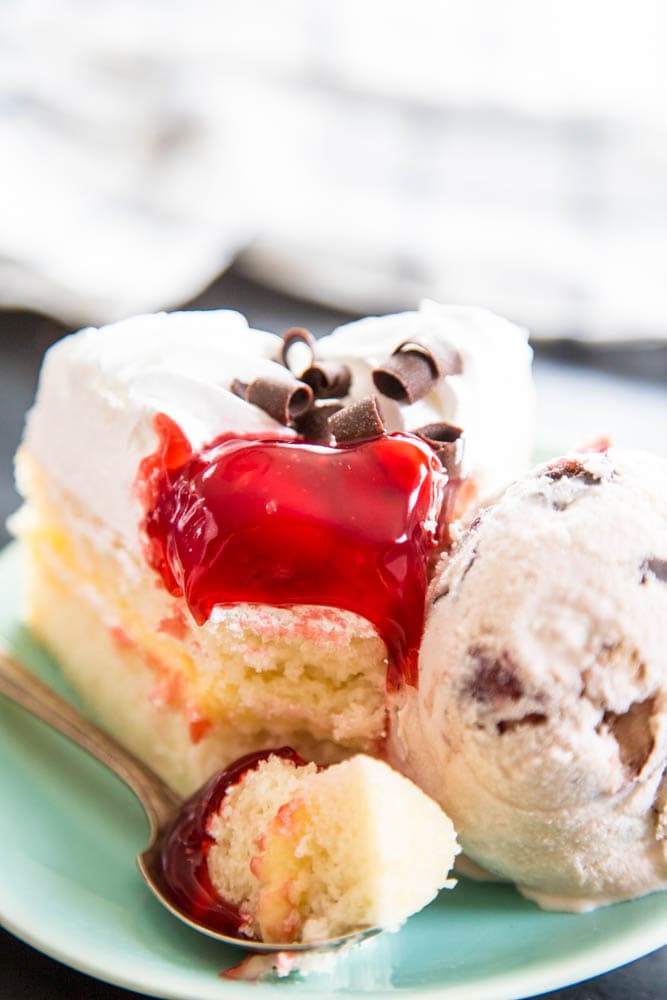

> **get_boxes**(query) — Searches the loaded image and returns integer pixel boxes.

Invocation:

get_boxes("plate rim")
[2,904,665,1000]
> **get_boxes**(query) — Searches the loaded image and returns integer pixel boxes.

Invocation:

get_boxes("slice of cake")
[160,749,459,944]
[11,305,534,794]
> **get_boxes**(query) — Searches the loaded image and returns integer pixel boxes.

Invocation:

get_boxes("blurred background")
[0,3,666,997]
[2,0,667,340]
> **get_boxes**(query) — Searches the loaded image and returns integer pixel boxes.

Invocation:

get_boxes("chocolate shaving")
[280,327,352,400]
[372,338,462,405]
[328,396,386,444]
[295,401,343,444]
[280,327,316,374]
[414,421,465,477]
[497,713,547,735]
[395,338,463,378]
[545,459,601,486]
[436,440,464,478]
[235,372,313,425]
[301,362,352,399]
[601,697,656,776]
[373,351,435,404]
[467,648,524,704]
[231,378,249,400]
[640,557,667,585]
[415,421,463,446]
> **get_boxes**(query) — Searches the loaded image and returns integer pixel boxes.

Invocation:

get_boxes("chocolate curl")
[232,372,314,425]
[328,396,386,444]
[230,378,249,400]
[301,362,352,399]
[281,327,316,375]
[295,401,344,444]
[415,421,465,477]
[397,338,463,379]
[372,338,462,404]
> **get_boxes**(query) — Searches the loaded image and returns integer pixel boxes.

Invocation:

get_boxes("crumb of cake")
[160,750,458,944]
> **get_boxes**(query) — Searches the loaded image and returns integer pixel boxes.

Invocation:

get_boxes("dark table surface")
[0,270,665,1000]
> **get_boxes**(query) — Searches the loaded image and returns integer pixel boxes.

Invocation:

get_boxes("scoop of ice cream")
[389,448,667,911]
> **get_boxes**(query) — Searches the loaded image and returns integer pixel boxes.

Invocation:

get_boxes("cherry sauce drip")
[158,747,306,937]
[138,414,448,688]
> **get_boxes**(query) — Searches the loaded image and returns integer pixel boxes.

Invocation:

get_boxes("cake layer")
[15,455,387,794]
[202,753,459,943]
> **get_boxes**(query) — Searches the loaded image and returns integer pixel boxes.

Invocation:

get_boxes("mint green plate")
[0,542,665,999]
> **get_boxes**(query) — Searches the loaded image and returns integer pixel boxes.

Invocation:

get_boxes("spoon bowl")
[0,647,379,954]
[137,833,378,954]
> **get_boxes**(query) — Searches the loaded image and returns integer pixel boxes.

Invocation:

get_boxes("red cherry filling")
[158,747,306,937]
[137,415,450,689]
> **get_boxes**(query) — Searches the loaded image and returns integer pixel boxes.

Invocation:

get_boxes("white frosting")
[319,300,535,494]
[22,309,294,545]
[21,302,534,550]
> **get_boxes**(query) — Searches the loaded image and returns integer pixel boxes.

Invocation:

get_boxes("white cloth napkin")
[2,0,667,341]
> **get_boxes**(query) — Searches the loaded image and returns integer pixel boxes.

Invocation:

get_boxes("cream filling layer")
[14,452,388,752]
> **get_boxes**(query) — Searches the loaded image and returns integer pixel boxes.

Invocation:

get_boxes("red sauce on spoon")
[158,747,306,937]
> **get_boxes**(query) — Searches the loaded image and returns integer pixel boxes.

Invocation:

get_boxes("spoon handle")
[0,646,180,838]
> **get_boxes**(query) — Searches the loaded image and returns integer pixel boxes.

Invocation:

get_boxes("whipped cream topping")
[22,310,294,546]
[318,300,534,495]
[389,447,667,909]
[21,302,534,552]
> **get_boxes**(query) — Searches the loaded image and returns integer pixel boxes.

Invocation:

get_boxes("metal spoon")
[0,647,378,954]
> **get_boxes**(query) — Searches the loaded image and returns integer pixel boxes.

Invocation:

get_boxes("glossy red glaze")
[138,415,448,688]
[159,747,306,938]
